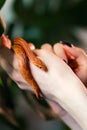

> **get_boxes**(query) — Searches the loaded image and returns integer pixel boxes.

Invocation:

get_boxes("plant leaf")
[0,13,6,35]
[0,0,6,9]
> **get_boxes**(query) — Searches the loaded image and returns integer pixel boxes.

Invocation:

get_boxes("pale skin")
[30,43,87,130]
[0,36,87,130]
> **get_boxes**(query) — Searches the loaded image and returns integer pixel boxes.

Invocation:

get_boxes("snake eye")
[39,66,42,69]
[39,65,48,71]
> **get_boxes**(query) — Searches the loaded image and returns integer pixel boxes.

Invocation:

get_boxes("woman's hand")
[62,42,87,86]
[31,47,80,99]
[30,44,87,130]
[0,35,34,92]
[46,41,87,87]
[1,35,87,130]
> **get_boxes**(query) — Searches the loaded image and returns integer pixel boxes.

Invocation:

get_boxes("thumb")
[63,45,82,60]
[63,45,87,71]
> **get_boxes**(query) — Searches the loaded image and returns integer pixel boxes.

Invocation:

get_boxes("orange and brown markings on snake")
[13,37,47,99]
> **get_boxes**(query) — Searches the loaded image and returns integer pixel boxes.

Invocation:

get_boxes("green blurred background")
[0,0,87,129]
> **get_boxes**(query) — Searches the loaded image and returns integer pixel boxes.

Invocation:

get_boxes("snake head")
[34,58,48,72]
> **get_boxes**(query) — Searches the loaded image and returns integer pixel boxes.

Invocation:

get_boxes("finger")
[28,43,35,50]
[63,45,87,60]
[0,34,11,49]
[41,43,53,52]
[33,49,66,71]
[30,49,71,93]
[30,49,56,90]
[53,43,68,63]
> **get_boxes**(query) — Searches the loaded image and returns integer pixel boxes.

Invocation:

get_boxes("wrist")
[52,79,87,130]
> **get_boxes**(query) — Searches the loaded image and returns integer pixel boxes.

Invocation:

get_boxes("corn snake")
[13,37,47,99]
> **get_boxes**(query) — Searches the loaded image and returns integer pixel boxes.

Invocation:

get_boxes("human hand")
[31,47,81,99]
[39,43,83,130]
[30,44,87,130]
[62,42,87,86]
[47,41,87,87]
[1,35,87,129]
[0,34,34,92]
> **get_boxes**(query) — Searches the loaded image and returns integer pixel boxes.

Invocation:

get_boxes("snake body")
[13,38,47,99]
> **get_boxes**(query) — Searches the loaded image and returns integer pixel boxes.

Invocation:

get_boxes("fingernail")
[60,40,72,47]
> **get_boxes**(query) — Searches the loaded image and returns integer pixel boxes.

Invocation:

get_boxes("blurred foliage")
[0,0,6,36]
[0,18,4,36]
[0,14,6,36]
[7,0,87,47]
[1,0,87,129]
[0,0,6,9]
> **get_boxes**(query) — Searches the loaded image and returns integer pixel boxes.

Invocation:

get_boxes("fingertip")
[53,43,63,51]
[28,43,35,50]
[0,34,11,49]
[33,49,58,68]
[41,43,53,52]
[63,45,76,59]
[53,43,68,62]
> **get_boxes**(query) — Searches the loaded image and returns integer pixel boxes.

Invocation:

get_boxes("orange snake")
[1,35,77,99]
[12,38,47,99]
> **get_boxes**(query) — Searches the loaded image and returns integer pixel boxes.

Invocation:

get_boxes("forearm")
[54,81,87,130]
[60,112,82,130]
[48,101,82,130]
[29,48,87,129]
